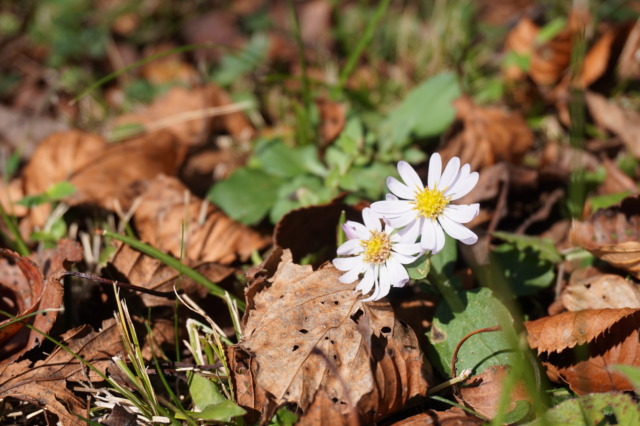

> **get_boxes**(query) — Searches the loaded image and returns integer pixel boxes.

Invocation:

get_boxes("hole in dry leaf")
[350,309,364,324]
[42,311,47,316]
[292,345,299,352]
[299,329,308,334]
[321,301,325,305]
[333,301,339,305]
[387,349,394,356]
[332,397,338,403]
[324,336,329,340]
[330,340,335,344]
[333,355,337,360]
[381,326,391,334]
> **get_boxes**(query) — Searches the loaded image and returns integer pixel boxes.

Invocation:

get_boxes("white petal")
[421,219,445,253]
[345,221,370,240]
[447,171,479,200]
[428,153,442,190]
[364,264,391,301]
[387,259,409,287]
[392,242,423,257]
[371,199,413,215]
[397,161,424,190]
[387,176,415,200]
[356,267,376,295]
[333,256,363,272]
[385,193,398,201]
[443,204,479,224]
[398,217,422,243]
[362,208,381,232]
[339,267,361,284]
[337,239,363,256]
[438,157,460,191]
[387,210,418,228]
[390,251,419,264]
[439,215,478,245]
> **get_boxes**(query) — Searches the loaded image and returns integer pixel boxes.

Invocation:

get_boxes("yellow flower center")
[413,187,450,219]
[362,230,392,264]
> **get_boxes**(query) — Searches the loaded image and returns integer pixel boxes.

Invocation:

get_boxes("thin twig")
[62,271,183,299]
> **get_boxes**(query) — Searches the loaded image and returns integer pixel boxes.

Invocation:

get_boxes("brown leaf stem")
[451,325,502,379]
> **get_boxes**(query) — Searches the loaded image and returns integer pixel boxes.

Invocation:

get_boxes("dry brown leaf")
[132,175,269,264]
[0,318,123,423]
[585,91,640,159]
[229,248,430,423]
[618,20,640,80]
[524,309,639,395]
[113,84,254,145]
[68,131,185,212]
[0,240,82,363]
[562,271,640,311]
[457,364,531,420]
[22,130,106,227]
[503,17,539,82]
[297,388,357,426]
[317,98,346,145]
[0,178,27,218]
[596,157,638,197]
[570,196,640,279]
[139,43,198,85]
[105,241,234,307]
[441,96,533,170]
[392,407,483,425]
[578,27,618,88]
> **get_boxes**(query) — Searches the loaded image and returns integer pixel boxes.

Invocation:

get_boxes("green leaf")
[343,163,397,200]
[255,139,327,178]
[208,168,283,225]
[269,175,333,223]
[492,231,562,264]
[536,17,567,43]
[17,181,76,207]
[528,392,640,426]
[406,252,431,280]
[611,365,640,394]
[212,33,269,86]
[175,400,246,422]
[188,373,224,411]
[430,234,458,277]
[428,288,520,377]
[380,72,460,150]
[490,243,555,296]
[589,191,633,213]
[269,406,298,426]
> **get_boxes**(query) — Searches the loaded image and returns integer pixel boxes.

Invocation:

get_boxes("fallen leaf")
[132,175,269,264]
[139,43,198,85]
[391,407,483,425]
[503,17,539,82]
[596,157,638,197]
[22,130,107,227]
[297,388,357,426]
[441,96,533,170]
[229,249,430,423]
[112,85,254,145]
[561,270,640,311]
[0,318,123,422]
[317,98,346,146]
[618,20,640,80]
[0,178,27,218]
[524,309,640,394]
[570,195,640,279]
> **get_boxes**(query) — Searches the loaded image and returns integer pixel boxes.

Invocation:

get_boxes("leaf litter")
[2,1,640,424]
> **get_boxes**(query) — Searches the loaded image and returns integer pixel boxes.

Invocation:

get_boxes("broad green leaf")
[380,72,460,150]
[428,287,520,377]
[188,373,224,411]
[208,168,283,225]
[611,365,640,394]
[589,191,633,213]
[175,400,246,422]
[269,175,333,223]
[335,117,363,155]
[269,407,298,426]
[430,234,458,277]
[255,139,327,178]
[492,231,562,264]
[17,181,76,207]
[528,392,640,426]
[344,163,397,200]
[536,17,567,43]
[406,252,431,280]
[490,243,555,296]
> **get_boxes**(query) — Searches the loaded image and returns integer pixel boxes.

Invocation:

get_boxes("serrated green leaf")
[208,168,283,225]
[428,288,520,377]
[527,392,640,426]
[188,373,224,411]
[380,72,460,150]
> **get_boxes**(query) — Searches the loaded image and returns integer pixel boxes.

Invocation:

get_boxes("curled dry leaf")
[457,364,530,420]
[0,318,123,423]
[392,407,483,425]
[524,309,640,394]
[228,249,430,423]
[132,175,270,264]
[561,270,640,311]
[22,130,106,227]
[441,96,533,170]
[0,240,82,363]
[105,241,234,307]
[112,84,255,145]
[570,196,640,279]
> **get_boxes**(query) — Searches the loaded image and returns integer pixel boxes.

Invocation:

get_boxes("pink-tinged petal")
[447,171,479,200]
[387,176,415,200]
[338,267,361,284]
[345,221,370,240]
[385,193,398,201]
[439,215,478,245]
[337,239,364,256]
[393,242,423,257]
[387,259,409,287]
[428,153,442,190]
[421,219,445,253]
[387,210,418,229]
[398,161,424,190]
[333,256,363,272]
[398,217,422,243]
[356,267,376,295]
[371,199,413,215]
[362,208,382,232]
[438,156,460,191]
[443,204,479,224]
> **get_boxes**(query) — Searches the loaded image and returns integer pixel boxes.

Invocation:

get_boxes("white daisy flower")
[371,154,480,254]
[332,208,423,302]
